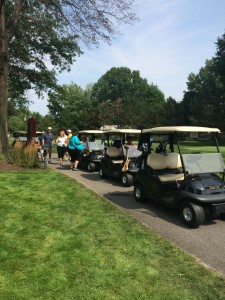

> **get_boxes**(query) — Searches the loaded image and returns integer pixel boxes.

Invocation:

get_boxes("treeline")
[8,31,225,133]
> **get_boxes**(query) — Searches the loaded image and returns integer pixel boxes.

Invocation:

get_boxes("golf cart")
[78,130,105,172]
[134,126,225,228]
[99,129,141,186]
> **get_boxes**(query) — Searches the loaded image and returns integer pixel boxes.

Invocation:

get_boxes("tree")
[0,0,138,158]
[182,59,225,129]
[92,67,166,128]
[92,67,150,103]
[162,97,179,126]
[214,32,225,81]
[48,83,98,131]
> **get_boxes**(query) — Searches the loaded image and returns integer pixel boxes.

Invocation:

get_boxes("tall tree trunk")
[0,3,9,160]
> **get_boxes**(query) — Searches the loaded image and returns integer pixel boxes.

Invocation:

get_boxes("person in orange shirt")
[65,129,72,160]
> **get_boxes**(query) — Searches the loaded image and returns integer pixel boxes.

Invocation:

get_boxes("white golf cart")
[99,129,141,186]
[79,130,105,172]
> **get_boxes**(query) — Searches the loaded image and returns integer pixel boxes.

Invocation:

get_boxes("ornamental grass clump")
[11,140,39,168]
[24,140,39,167]
[11,141,24,166]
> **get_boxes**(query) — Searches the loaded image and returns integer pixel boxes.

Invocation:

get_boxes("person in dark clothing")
[44,127,54,163]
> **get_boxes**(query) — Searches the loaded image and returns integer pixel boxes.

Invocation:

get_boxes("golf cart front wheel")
[134,183,146,203]
[180,201,205,228]
[87,162,95,172]
[121,173,133,187]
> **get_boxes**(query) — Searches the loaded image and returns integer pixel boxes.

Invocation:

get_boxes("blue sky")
[29,0,225,115]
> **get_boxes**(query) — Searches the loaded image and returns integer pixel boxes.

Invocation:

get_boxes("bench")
[147,152,184,182]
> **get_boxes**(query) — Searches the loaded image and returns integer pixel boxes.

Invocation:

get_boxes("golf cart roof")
[79,130,104,134]
[142,126,221,134]
[104,129,141,135]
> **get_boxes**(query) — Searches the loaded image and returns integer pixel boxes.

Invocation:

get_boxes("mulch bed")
[0,163,40,172]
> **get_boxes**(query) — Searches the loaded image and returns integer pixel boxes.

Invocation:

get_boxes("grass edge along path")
[0,170,225,300]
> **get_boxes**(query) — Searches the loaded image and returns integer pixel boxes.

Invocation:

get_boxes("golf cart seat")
[106,146,124,164]
[147,152,184,183]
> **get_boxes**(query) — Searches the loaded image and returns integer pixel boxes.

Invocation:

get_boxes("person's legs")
[48,147,52,162]
[74,149,80,169]
[57,146,64,165]
[68,149,75,170]
[64,147,70,161]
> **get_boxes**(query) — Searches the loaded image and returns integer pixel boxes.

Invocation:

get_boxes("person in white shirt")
[55,130,67,165]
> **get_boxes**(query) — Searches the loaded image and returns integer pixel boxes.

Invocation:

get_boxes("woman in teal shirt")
[67,131,84,170]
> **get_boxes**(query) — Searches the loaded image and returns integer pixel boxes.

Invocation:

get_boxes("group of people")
[38,127,136,171]
[38,127,85,171]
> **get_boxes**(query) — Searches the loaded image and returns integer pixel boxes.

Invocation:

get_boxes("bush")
[11,140,39,168]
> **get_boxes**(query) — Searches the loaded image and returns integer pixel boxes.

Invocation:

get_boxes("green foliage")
[214,32,225,81]
[161,97,179,126]
[48,83,99,131]
[8,114,27,132]
[182,59,225,129]
[180,31,225,130]
[92,67,166,128]
[5,0,138,102]
[8,94,29,117]
[7,0,81,100]
[92,67,151,102]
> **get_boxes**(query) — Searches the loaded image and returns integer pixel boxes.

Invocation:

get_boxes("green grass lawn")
[0,170,225,299]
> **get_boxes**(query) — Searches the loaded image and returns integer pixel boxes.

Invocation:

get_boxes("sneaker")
[71,167,75,171]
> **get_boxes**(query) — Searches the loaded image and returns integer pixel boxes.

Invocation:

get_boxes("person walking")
[64,129,72,160]
[55,130,67,165]
[67,130,84,171]
[43,127,54,163]
[38,130,45,161]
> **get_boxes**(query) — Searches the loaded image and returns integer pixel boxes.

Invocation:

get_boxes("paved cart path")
[48,156,225,277]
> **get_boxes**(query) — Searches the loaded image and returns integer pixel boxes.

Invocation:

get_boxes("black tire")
[121,173,133,187]
[99,166,106,178]
[180,201,205,228]
[134,183,146,203]
[87,162,95,172]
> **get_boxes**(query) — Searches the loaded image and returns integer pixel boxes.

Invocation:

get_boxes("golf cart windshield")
[123,145,142,158]
[88,141,104,151]
[182,153,225,174]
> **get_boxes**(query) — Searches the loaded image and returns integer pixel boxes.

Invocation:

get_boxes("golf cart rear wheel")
[134,183,146,203]
[99,166,106,178]
[87,162,95,172]
[180,201,205,228]
[121,173,133,187]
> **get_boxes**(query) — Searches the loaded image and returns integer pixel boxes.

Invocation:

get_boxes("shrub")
[11,140,39,168]
[24,140,39,167]
[11,141,25,166]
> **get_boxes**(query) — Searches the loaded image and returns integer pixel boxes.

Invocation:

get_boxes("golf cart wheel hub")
[122,176,127,184]
[183,207,192,222]
[135,188,141,199]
